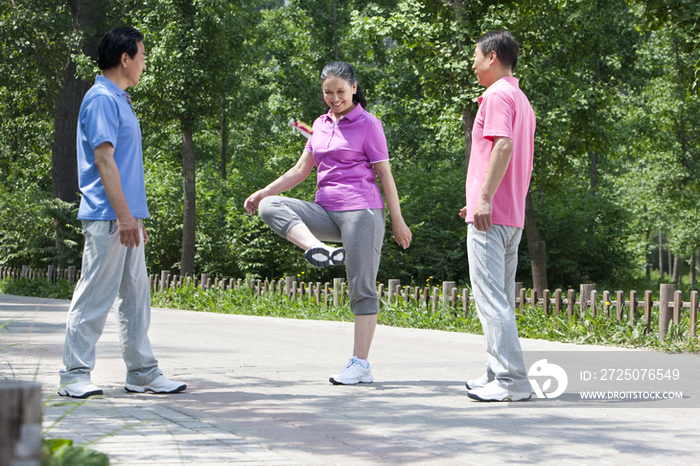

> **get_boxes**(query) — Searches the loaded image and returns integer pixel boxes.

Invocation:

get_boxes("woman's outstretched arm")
[244,150,315,214]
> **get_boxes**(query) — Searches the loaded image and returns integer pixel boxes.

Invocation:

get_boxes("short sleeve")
[481,92,514,141]
[81,95,119,151]
[363,119,389,163]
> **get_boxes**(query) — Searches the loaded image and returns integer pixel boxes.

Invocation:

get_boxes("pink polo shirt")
[465,77,536,229]
[305,103,388,211]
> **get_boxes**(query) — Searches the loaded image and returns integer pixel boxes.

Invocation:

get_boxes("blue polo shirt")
[76,76,149,220]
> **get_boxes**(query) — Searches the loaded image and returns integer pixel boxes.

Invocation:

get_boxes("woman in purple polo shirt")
[244,61,412,385]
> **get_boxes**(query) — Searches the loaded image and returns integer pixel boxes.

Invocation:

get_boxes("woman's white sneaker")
[329,357,373,385]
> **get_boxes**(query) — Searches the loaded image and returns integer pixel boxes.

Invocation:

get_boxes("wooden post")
[515,282,523,310]
[519,288,526,314]
[340,282,346,305]
[200,273,210,291]
[264,279,269,294]
[644,290,652,335]
[614,290,623,324]
[462,288,470,317]
[673,290,682,325]
[432,287,439,313]
[67,266,76,282]
[324,282,329,306]
[602,290,610,318]
[377,284,384,307]
[21,265,29,278]
[315,282,321,305]
[590,290,597,317]
[47,265,56,282]
[567,289,575,319]
[442,281,456,307]
[333,278,344,306]
[690,290,698,337]
[160,270,170,292]
[531,289,538,311]
[0,382,42,466]
[291,281,298,301]
[423,287,430,306]
[403,285,410,303]
[543,289,550,316]
[268,280,275,294]
[580,284,595,320]
[450,287,458,309]
[388,279,401,305]
[659,283,675,339]
[629,290,637,326]
[186,276,192,288]
[554,289,562,317]
[285,276,295,299]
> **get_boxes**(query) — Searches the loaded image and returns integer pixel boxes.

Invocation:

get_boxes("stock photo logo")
[527,359,568,399]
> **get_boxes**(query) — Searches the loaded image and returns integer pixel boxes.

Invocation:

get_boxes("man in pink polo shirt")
[459,30,536,402]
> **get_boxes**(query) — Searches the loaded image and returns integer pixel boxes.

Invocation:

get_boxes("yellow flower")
[606,301,611,306]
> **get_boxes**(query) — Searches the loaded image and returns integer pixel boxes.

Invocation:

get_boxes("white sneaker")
[58,380,104,399]
[466,372,494,390]
[467,380,531,402]
[125,374,186,394]
[329,357,373,385]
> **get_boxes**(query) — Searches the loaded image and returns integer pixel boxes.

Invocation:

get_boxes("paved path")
[1,294,699,465]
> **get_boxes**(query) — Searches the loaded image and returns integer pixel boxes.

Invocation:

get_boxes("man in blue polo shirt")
[58,27,186,398]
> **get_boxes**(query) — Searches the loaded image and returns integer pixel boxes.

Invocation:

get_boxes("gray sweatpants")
[259,196,385,315]
[59,219,160,386]
[467,223,530,393]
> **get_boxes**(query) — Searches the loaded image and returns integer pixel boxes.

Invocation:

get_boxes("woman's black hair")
[320,61,368,108]
[97,26,144,70]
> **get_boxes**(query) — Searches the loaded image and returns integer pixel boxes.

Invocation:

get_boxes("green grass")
[151,283,699,353]
[3,277,698,352]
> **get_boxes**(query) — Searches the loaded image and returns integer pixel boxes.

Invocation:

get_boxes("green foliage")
[0,278,75,300]
[42,438,110,466]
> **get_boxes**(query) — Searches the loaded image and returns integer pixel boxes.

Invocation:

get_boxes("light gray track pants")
[60,219,160,386]
[259,196,385,315]
[467,223,530,393]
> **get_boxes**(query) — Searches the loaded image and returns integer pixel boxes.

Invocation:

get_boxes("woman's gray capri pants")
[258,196,385,315]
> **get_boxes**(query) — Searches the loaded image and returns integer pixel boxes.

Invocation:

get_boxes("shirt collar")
[479,77,519,104]
[95,75,127,97]
[322,102,364,123]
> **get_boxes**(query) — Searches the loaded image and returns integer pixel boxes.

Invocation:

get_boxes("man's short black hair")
[97,27,144,70]
[477,30,519,72]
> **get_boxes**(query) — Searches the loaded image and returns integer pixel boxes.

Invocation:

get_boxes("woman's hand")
[392,217,412,249]
[244,188,269,215]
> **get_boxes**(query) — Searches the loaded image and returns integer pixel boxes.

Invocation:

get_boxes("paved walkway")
[1,294,699,465]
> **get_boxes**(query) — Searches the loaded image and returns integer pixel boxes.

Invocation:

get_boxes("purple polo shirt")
[305,104,388,211]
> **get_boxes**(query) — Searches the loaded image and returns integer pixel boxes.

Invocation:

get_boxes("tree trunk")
[690,251,696,287]
[659,232,664,279]
[220,98,227,192]
[525,191,548,295]
[51,0,108,204]
[673,255,682,286]
[462,107,474,167]
[332,0,338,60]
[180,125,196,277]
[590,150,597,196]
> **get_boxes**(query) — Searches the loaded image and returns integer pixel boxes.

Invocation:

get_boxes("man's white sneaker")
[329,357,373,385]
[58,380,104,399]
[467,380,531,402]
[125,374,186,394]
[466,372,494,390]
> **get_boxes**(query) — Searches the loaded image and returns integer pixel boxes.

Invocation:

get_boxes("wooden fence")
[3,266,697,341]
